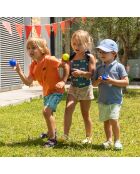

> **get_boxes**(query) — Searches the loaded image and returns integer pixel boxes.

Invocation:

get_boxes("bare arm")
[55,62,70,89]
[61,62,70,83]
[93,76,129,87]
[106,76,129,87]
[15,63,33,86]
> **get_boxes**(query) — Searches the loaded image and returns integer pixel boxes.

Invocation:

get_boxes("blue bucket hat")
[96,39,118,53]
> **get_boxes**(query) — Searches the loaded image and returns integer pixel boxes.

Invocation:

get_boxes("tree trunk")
[119,35,129,66]
[118,35,130,93]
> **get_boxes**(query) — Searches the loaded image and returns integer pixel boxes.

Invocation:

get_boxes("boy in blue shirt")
[93,39,129,150]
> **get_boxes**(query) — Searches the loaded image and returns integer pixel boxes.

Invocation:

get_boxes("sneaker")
[40,130,57,139]
[40,133,48,139]
[82,137,92,144]
[44,139,57,148]
[59,134,69,143]
[114,140,123,150]
[102,140,113,149]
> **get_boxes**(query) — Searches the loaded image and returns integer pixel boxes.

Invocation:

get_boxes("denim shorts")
[43,93,63,112]
[98,103,121,122]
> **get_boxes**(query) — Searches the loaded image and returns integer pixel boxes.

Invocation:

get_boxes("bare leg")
[110,119,120,141]
[64,94,77,136]
[104,120,112,142]
[43,107,56,139]
[80,100,92,137]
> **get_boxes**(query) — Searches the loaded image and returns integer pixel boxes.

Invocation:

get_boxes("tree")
[71,17,140,67]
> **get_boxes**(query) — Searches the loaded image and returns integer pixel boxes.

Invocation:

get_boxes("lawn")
[0,89,140,157]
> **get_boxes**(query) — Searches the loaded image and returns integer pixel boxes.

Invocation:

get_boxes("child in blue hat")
[93,39,129,150]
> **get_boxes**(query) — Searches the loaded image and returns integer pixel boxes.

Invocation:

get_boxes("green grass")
[0,89,140,157]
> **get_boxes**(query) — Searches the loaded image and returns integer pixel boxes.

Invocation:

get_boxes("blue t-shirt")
[70,58,91,88]
[93,60,128,104]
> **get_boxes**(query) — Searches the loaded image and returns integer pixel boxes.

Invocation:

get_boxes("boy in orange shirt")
[14,37,69,147]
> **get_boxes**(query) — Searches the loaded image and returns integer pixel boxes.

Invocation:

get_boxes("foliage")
[70,17,140,65]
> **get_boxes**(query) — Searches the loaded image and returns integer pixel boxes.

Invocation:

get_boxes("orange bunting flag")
[2,21,12,35]
[35,25,41,37]
[60,21,65,33]
[1,18,78,38]
[82,17,87,23]
[15,23,23,39]
[52,23,58,37]
[25,25,32,39]
[45,25,51,38]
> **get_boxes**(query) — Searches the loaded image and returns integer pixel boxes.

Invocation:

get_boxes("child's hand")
[59,61,66,67]
[71,69,82,77]
[15,62,22,73]
[102,76,113,84]
[96,76,102,84]
[55,81,65,89]
[59,60,69,68]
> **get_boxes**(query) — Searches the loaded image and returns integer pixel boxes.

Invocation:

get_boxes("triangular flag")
[82,17,87,24]
[60,21,65,33]
[2,21,12,35]
[52,23,58,37]
[15,23,23,39]
[45,24,51,37]
[34,25,41,37]
[25,25,32,39]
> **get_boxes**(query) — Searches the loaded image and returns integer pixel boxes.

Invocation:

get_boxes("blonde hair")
[26,37,50,55]
[71,30,93,52]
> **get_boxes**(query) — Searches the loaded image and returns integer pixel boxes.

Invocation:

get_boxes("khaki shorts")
[68,85,94,101]
[98,103,121,122]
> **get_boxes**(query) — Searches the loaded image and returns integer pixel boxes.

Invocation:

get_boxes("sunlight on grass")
[0,89,140,157]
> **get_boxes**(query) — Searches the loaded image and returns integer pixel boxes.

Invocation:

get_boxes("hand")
[102,76,113,84]
[97,76,102,84]
[71,69,82,77]
[55,81,65,89]
[15,63,22,73]
[59,60,66,67]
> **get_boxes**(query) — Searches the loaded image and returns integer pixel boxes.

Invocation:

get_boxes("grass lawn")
[0,89,140,157]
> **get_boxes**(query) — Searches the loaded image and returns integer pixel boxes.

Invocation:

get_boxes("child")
[61,30,96,144]
[14,37,69,147]
[93,39,129,150]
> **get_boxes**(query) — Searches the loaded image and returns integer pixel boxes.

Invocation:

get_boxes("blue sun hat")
[96,39,118,53]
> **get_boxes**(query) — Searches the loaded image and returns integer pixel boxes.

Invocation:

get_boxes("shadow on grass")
[53,141,105,151]
[0,139,105,151]
[0,138,44,147]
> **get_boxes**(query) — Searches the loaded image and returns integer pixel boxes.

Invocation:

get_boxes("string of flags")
[1,17,87,40]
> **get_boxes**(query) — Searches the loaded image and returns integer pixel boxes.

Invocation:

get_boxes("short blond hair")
[26,37,50,55]
[71,30,93,51]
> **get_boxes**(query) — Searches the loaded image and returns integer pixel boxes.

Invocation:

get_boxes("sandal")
[44,139,57,148]
[40,129,57,139]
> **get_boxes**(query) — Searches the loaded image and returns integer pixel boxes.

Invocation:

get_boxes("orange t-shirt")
[29,55,64,96]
